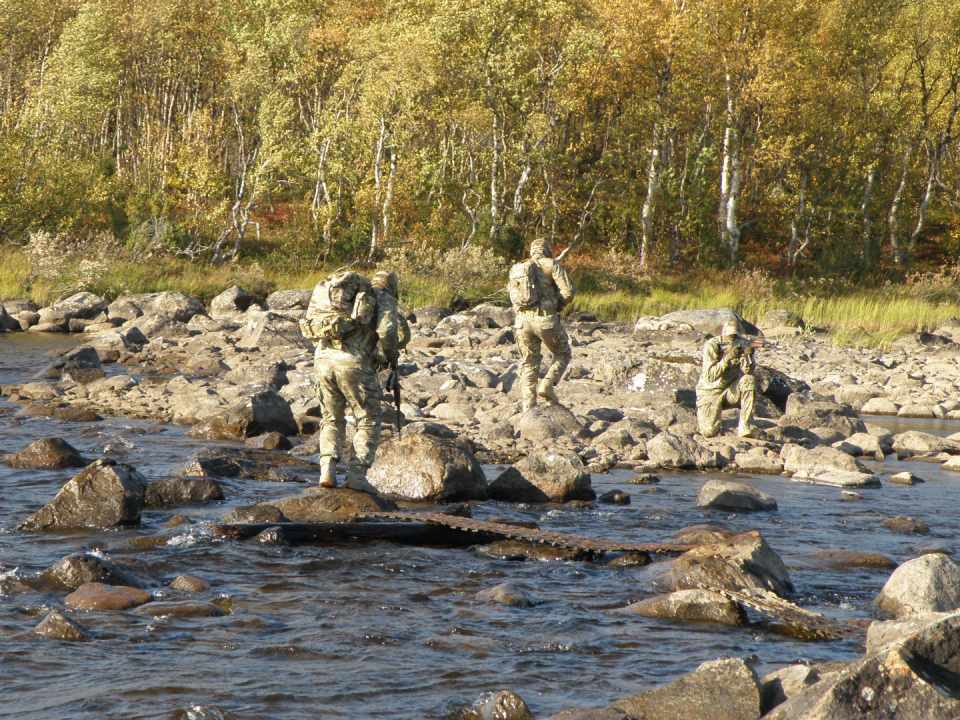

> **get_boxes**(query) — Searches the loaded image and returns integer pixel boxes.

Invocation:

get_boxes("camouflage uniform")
[305,275,398,487]
[696,321,756,438]
[512,239,576,411]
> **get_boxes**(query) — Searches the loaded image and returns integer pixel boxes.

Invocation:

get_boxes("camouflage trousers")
[515,312,572,404]
[314,359,383,471]
[696,374,756,438]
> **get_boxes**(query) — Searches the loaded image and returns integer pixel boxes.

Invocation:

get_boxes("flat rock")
[866,610,960,653]
[365,434,488,502]
[882,516,929,534]
[489,452,594,503]
[887,471,922,486]
[134,601,224,618]
[145,477,225,508]
[619,589,746,626]
[795,550,897,571]
[892,430,960,456]
[223,504,289,524]
[860,397,900,415]
[65,582,153,611]
[672,524,738,546]
[477,540,591,562]
[269,488,397,521]
[733,454,784,475]
[779,394,866,436]
[611,657,761,720]
[875,554,960,616]
[2,437,88,469]
[697,479,777,512]
[476,582,535,608]
[34,610,90,642]
[19,459,148,530]
[780,444,879,487]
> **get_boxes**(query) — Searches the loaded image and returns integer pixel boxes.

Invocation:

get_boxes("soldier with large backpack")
[508,238,576,412]
[300,270,399,488]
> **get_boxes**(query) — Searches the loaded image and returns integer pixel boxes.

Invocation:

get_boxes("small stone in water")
[628,473,660,484]
[887,471,923,486]
[841,491,864,501]
[34,610,90,642]
[882,516,930,534]
[170,575,211,593]
[598,489,631,505]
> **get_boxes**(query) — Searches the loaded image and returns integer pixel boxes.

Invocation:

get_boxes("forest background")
[3,0,960,346]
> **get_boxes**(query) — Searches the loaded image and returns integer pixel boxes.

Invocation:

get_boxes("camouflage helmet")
[530,238,552,259]
[721,319,742,339]
[372,270,399,299]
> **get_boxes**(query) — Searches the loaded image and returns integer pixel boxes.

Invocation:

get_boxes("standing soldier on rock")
[508,239,576,413]
[300,270,398,488]
[696,319,757,438]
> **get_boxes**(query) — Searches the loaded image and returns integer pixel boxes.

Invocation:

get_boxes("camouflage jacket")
[312,286,398,368]
[696,336,755,394]
[530,258,576,315]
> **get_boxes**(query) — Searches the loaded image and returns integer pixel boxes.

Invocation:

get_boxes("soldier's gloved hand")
[386,349,399,367]
[724,343,743,360]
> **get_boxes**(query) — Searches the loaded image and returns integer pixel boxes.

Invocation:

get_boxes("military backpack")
[508,260,543,311]
[300,271,376,345]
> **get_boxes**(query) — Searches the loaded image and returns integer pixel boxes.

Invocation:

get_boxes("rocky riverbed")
[2,288,960,719]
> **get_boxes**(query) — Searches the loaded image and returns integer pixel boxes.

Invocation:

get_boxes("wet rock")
[188,386,298,440]
[598,489,630,504]
[697,479,777,512]
[489,452,593,503]
[514,404,586,441]
[795,551,898,571]
[34,610,90,642]
[223,505,289,524]
[875,554,960,616]
[780,444,879,487]
[244,431,293,450]
[627,473,660,484]
[34,345,103,381]
[269,488,397,521]
[209,286,261,317]
[464,690,535,720]
[892,430,960,457]
[65,582,153,611]
[544,708,628,720]
[611,657,761,720]
[2,437,88,469]
[882,516,930,534]
[19,459,148,530]
[604,553,651,567]
[366,434,488,502]
[255,526,289,546]
[477,540,590,562]
[134,601,225,618]
[49,553,156,589]
[664,531,793,597]
[672,524,738,546]
[887,471,923,486]
[759,665,820,715]
[840,491,863,501]
[237,311,311,351]
[765,612,960,720]
[647,431,722,470]
[53,407,103,422]
[476,583,535,607]
[145,477,224,508]
[619,589,747,627]
[169,575,211,593]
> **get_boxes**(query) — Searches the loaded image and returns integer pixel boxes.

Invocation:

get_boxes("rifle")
[719,337,768,357]
[387,362,402,439]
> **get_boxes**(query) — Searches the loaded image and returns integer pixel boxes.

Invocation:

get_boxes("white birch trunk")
[860,165,876,258]
[639,121,662,267]
[787,169,808,265]
[888,147,912,265]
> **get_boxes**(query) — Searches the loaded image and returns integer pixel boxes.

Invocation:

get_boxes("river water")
[1,334,959,719]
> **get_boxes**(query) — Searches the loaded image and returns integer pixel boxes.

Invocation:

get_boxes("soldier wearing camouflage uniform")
[301,271,399,488]
[510,239,576,412]
[696,319,756,438]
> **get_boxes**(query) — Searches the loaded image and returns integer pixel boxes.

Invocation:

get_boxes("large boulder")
[48,552,156,589]
[765,612,960,720]
[892,430,960,457]
[874,554,960,617]
[189,386,298,439]
[663,531,793,597]
[489,452,594,503]
[264,288,312,315]
[144,477,225,508]
[659,307,760,336]
[18,459,148,530]
[514,404,586,441]
[619,589,747,627]
[648,431,722,470]
[38,292,107,326]
[140,291,204,322]
[778,393,866,437]
[697,479,778,512]
[209,285,261,317]
[132,313,191,338]
[65,583,153,611]
[780,444,880,487]
[237,311,311,350]
[2,438,87,469]
[412,305,453,327]
[33,345,102,381]
[611,657,761,720]
[365,434,488,502]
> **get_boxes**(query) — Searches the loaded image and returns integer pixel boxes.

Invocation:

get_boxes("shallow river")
[1,334,958,719]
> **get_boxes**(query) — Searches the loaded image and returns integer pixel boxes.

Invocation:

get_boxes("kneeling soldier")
[696,319,756,438]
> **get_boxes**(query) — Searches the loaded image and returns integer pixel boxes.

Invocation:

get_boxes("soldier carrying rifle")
[696,319,759,439]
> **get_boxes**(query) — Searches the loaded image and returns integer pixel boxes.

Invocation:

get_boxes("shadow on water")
[2,334,959,718]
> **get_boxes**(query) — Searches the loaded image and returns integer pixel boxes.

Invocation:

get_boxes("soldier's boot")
[737,422,755,439]
[344,467,377,493]
[521,398,537,413]
[318,457,337,488]
[537,379,560,405]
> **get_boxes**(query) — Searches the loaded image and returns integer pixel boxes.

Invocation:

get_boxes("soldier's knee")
[740,374,757,390]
